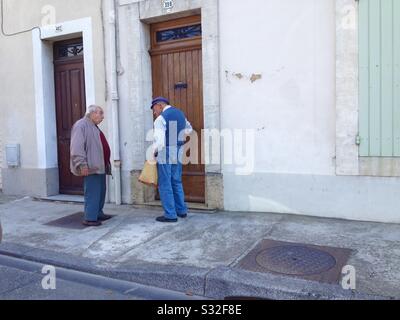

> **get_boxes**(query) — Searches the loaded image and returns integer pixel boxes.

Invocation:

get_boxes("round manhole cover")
[256,245,337,276]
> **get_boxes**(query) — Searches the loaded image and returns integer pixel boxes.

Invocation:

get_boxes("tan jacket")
[70,116,110,176]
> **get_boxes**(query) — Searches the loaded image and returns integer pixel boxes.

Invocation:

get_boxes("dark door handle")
[175,82,188,89]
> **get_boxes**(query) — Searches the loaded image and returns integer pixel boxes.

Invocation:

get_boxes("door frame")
[150,15,206,203]
[32,18,96,196]
[121,1,223,209]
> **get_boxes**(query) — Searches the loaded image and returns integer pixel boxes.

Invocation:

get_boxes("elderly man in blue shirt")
[151,97,193,223]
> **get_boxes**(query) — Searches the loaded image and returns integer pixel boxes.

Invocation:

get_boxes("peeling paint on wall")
[250,74,262,83]
[225,70,263,83]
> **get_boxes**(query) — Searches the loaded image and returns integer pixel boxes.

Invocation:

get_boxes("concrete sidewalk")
[0,195,399,300]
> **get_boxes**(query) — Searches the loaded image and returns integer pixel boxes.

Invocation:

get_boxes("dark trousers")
[84,174,106,222]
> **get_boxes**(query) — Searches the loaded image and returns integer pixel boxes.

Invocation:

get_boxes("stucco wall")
[220,0,336,176]
[219,0,400,223]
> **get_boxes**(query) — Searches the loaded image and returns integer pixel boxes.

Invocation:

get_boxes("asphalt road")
[0,254,205,300]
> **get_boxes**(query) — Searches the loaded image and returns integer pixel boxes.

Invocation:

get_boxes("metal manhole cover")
[236,239,353,284]
[256,245,337,276]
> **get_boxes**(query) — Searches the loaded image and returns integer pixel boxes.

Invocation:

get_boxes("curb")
[0,242,393,300]
[0,242,210,297]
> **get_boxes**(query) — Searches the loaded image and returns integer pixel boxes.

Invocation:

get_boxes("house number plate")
[162,0,174,10]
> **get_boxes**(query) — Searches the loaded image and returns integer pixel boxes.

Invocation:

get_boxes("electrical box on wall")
[6,144,20,168]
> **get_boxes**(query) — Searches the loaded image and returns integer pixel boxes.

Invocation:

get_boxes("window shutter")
[359,0,400,156]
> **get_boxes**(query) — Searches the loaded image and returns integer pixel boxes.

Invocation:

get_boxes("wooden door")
[54,39,86,195]
[150,16,205,203]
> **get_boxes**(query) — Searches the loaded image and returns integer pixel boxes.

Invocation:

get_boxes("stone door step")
[140,200,217,213]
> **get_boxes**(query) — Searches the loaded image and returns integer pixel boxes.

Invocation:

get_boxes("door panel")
[151,16,205,203]
[54,39,86,195]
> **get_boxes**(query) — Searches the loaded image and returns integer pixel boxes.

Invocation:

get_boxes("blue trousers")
[84,174,106,222]
[157,147,188,219]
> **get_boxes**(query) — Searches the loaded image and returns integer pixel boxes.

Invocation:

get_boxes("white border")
[33,17,95,169]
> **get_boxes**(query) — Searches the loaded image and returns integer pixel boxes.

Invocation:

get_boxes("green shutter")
[394,0,400,155]
[359,0,400,156]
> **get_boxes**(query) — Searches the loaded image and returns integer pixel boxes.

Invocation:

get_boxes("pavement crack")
[203,267,217,297]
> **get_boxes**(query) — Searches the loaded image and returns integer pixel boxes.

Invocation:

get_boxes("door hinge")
[355,135,361,146]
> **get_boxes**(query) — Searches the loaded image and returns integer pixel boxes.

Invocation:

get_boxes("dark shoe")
[98,214,113,221]
[156,216,178,223]
[82,220,102,227]
[177,213,188,218]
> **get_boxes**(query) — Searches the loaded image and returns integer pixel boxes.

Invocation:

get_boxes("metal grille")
[156,24,202,43]
[56,43,84,59]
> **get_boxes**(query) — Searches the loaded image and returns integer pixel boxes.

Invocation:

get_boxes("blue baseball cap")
[151,97,170,109]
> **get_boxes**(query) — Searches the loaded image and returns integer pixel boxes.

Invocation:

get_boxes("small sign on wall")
[162,0,174,12]
[6,144,20,168]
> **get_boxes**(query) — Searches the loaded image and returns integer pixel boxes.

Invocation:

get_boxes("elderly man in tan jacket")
[70,105,112,227]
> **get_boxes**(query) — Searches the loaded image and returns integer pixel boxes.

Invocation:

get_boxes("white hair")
[86,105,102,115]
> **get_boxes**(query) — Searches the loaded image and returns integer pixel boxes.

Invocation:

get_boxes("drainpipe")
[103,0,122,205]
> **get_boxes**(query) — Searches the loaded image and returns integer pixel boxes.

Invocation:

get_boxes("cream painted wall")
[0,0,106,171]
[219,0,336,175]
[219,0,400,223]
[0,30,37,168]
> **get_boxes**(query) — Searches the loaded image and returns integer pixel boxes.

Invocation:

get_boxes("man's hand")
[81,167,90,177]
[152,146,159,159]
